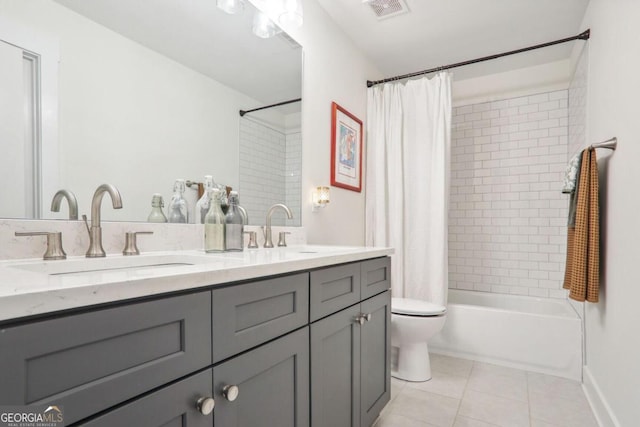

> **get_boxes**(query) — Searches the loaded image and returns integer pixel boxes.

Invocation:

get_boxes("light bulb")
[279,0,303,27]
[217,0,245,15]
[253,11,280,38]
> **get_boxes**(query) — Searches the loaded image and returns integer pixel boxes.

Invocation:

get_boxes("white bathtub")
[430,289,583,380]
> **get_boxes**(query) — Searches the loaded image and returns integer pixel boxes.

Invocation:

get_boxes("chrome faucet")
[85,184,123,257]
[263,203,293,248]
[50,189,79,220]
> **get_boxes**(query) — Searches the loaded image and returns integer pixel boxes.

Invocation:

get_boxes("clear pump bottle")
[167,179,188,223]
[195,175,215,224]
[147,193,168,223]
[225,191,244,251]
[204,188,225,252]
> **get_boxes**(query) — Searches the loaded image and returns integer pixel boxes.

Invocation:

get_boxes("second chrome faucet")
[263,203,293,248]
[84,184,123,257]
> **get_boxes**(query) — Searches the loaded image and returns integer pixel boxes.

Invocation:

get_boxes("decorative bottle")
[225,191,244,252]
[167,179,188,223]
[147,193,168,223]
[204,188,225,252]
[195,175,215,224]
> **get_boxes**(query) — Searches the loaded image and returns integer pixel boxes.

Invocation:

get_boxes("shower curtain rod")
[366,29,591,88]
[239,98,302,117]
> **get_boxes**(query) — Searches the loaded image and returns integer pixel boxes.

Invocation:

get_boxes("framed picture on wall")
[331,102,363,192]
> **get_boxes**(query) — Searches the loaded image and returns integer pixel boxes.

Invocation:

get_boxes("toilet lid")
[391,298,446,316]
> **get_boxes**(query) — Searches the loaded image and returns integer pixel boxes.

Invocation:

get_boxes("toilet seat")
[392,297,446,316]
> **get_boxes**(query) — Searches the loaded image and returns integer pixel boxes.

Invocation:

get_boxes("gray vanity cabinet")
[310,257,391,427]
[0,256,390,427]
[213,326,309,427]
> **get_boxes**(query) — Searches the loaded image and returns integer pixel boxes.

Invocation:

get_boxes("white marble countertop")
[0,245,393,322]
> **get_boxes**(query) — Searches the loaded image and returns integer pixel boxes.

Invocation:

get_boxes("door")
[360,291,391,427]
[310,303,361,427]
[213,327,309,427]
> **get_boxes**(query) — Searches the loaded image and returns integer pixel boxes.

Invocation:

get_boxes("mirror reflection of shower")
[239,98,302,226]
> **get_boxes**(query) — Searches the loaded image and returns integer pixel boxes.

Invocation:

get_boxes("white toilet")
[391,297,447,382]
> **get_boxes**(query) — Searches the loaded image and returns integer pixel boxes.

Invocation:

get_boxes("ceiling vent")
[363,0,410,20]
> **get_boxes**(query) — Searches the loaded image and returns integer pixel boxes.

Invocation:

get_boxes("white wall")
[1,0,268,222]
[453,59,571,106]
[575,1,640,426]
[254,0,383,245]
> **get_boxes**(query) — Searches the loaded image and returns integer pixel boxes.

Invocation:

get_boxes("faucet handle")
[123,231,153,256]
[277,231,291,247]
[243,231,258,249]
[15,231,67,260]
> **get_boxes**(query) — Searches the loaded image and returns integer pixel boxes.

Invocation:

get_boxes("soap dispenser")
[204,188,225,252]
[167,179,188,223]
[147,193,168,223]
[195,175,214,224]
[225,191,244,251]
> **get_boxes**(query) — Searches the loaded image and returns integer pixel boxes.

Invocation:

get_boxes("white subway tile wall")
[449,90,570,298]
[239,119,301,226]
[285,131,302,224]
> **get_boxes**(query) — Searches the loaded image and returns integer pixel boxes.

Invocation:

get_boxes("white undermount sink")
[9,253,224,277]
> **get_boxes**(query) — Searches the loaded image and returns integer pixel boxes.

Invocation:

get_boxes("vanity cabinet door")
[0,292,211,425]
[78,369,213,427]
[360,257,391,300]
[360,291,391,427]
[213,326,309,427]
[310,303,362,427]
[310,290,391,427]
[310,263,361,322]
[212,273,309,363]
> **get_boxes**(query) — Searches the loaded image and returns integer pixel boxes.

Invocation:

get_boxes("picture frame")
[330,102,363,192]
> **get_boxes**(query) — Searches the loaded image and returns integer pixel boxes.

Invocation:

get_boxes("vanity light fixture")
[217,0,245,15]
[311,186,330,212]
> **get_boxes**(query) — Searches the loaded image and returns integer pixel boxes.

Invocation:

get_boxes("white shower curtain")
[365,73,452,306]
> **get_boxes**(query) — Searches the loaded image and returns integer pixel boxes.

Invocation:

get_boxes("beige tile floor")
[375,354,598,427]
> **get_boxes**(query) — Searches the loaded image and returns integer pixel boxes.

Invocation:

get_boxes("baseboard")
[582,366,620,427]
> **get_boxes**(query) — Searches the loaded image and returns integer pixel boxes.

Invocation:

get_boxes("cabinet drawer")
[361,257,391,300]
[79,369,213,427]
[0,292,211,425]
[212,273,309,363]
[310,263,361,322]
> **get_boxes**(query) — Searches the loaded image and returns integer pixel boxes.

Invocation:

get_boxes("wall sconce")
[312,186,330,212]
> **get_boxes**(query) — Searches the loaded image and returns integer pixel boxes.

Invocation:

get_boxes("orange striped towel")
[563,148,599,302]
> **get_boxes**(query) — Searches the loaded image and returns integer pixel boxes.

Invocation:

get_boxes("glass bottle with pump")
[167,179,188,223]
[225,191,244,251]
[195,175,214,224]
[204,188,225,252]
[147,193,168,223]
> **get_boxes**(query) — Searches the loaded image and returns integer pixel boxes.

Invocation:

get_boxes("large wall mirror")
[0,0,302,226]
